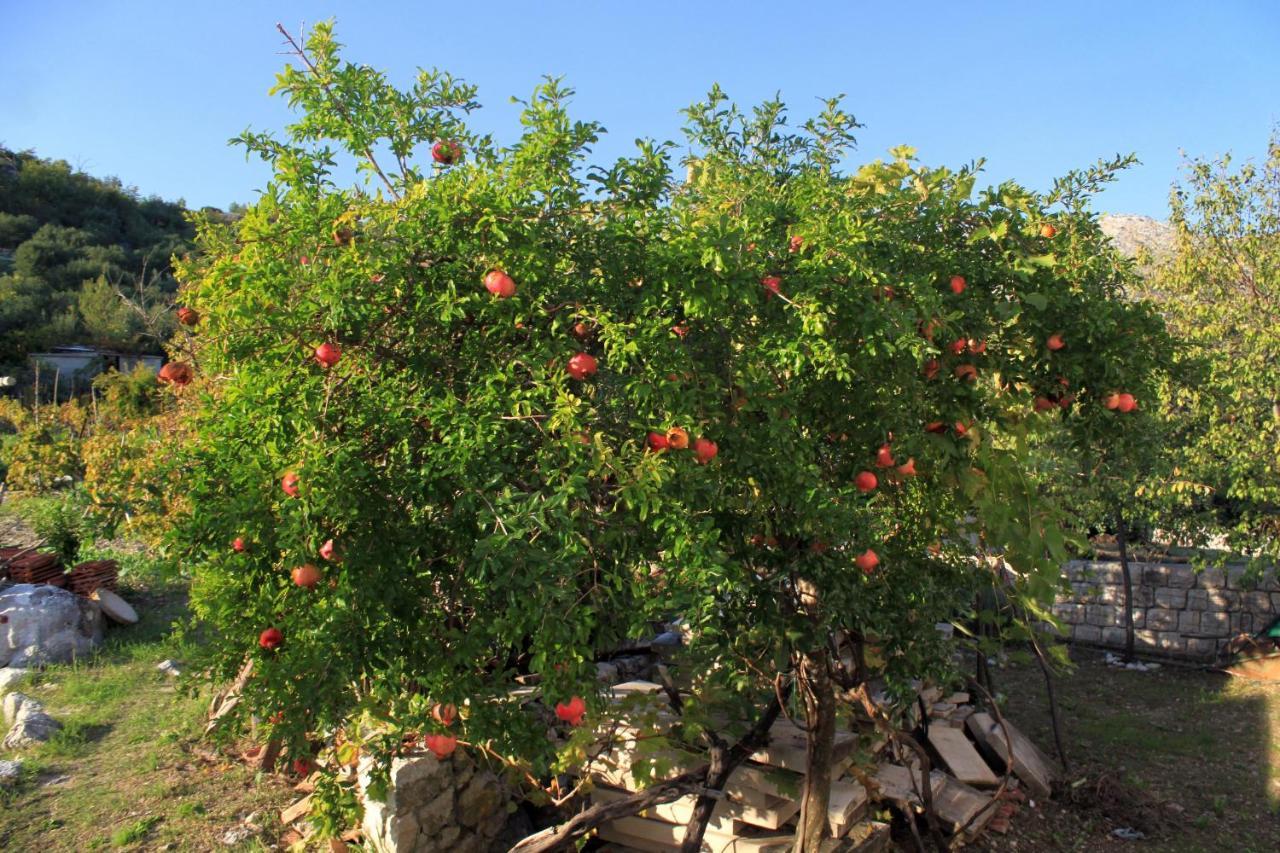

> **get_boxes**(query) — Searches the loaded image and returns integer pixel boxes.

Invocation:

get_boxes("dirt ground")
[962,647,1280,853]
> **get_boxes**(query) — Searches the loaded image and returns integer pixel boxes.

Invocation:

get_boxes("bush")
[4,422,82,492]
[172,23,1173,843]
[18,491,94,563]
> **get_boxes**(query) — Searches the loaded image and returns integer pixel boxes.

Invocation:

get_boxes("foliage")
[82,409,185,543]
[1137,130,1280,573]
[15,490,94,563]
[0,147,196,370]
[3,419,84,493]
[172,22,1173,840]
[91,363,164,425]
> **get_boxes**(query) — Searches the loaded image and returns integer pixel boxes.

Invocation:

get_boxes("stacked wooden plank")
[587,680,1056,850]
[67,559,119,596]
[0,545,38,580]
[5,550,66,586]
[586,681,885,851]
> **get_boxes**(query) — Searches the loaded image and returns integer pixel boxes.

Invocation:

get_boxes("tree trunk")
[794,649,835,852]
[1115,510,1136,662]
[679,684,792,852]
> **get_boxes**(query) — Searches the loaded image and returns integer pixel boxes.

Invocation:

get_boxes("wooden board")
[827,778,869,833]
[965,712,1056,800]
[927,726,999,787]
[869,763,943,808]
[611,680,665,696]
[928,772,998,836]
[591,786,737,834]
[588,747,778,814]
[600,815,792,852]
[750,722,857,773]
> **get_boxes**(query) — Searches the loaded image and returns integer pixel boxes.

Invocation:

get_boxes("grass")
[0,575,295,851]
[972,647,1280,853]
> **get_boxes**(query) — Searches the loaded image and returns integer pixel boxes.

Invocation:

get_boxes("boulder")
[0,583,104,667]
[2,691,61,748]
[0,758,21,788]
[359,749,514,852]
[0,667,29,693]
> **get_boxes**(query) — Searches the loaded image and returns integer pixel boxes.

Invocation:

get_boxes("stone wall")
[359,750,514,853]
[1051,560,1280,662]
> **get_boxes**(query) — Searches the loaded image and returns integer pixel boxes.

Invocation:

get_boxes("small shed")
[27,346,163,395]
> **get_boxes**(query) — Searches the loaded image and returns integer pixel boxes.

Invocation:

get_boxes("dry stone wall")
[1052,560,1279,662]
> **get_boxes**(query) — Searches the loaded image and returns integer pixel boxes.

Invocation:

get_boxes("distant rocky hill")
[1099,214,1175,259]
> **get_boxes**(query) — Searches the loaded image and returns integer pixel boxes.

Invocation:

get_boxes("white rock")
[156,659,183,677]
[2,691,61,748]
[0,667,29,693]
[0,758,21,787]
[0,584,104,668]
[219,825,256,846]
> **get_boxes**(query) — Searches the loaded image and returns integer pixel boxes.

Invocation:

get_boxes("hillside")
[1099,213,1175,259]
[0,149,198,371]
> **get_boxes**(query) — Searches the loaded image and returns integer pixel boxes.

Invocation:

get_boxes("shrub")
[172,22,1174,844]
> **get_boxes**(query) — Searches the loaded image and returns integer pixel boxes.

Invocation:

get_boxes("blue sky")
[2,1,1277,218]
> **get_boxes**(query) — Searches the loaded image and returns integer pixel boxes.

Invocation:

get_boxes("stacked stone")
[1050,560,1280,661]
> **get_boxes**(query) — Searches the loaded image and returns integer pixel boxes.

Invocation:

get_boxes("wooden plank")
[591,786,737,834]
[602,816,792,852]
[929,772,998,838]
[927,726,999,787]
[869,763,943,808]
[611,680,665,696]
[965,713,1056,800]
[280,793,313,825]
[590,749,795,827]
[614,783,797,833]
[827,778,868,833]
[596,822,671,853]
[749,724,856,773]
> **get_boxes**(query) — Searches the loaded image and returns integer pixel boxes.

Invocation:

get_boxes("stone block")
[1062,561,1088,582]
[1134,629,1159,650]
[1101,627,1128,647]
[1186,589,1209,611]
[1155,588,1187,609]
[1200,612,1230,635]
[1207,589,1237,611]
[1177,611,1200,633]
[1134,585,1156,607]
[1196,567,1226,589]
[1073,624,1102,643]
[1146,608,1178,631]
[1052,603,1084,625]
[1231,612,1255,633]
[1141,565,1168,586]
[1272,593,1280,611]
[1157,632,1185,654]
[1243,591,1274,615]
[1185,638,1217,660]
[1165,565,1195,589]
[1085,605,1121,627]
[1087,563,1126,585]
[1097,585,1126,604]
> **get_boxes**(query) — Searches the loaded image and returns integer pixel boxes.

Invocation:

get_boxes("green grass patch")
[109,815,161,847]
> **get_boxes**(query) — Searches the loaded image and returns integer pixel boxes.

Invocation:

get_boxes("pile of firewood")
[2,549,65,586]
[66,559,119,595]
[0,546,121,597]
[585,681,1056,851]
